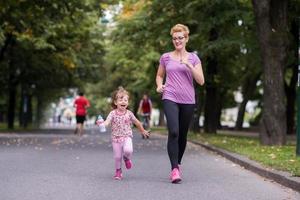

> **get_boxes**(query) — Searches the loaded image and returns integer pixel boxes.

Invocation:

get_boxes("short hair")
[111,86,130,109]
[78,92,84,96]
[170,24,190,38]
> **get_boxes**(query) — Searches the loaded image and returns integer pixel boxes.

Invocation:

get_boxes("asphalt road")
[0,127,299,200]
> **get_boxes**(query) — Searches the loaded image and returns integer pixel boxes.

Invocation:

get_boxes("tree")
[284,0,300,135]
[252,0,288,145]
[186,0,255,133]
[0,0,107,128]
[98,0,264,132]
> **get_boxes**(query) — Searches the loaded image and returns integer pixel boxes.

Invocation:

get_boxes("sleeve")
[192,53,201,66]
[129,111,138,123]
[159,53,167,68]
[106,111,114,125]
[86,98,90,107]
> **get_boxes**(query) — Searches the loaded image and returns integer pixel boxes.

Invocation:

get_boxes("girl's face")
[114,94,129,112]
[172,31,187,50]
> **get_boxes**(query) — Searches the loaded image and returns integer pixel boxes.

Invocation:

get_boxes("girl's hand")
[96,119,104,126]
[156,85,165,93]
[142,130,150,138]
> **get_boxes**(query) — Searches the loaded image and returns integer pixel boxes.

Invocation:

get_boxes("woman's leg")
[112,142,123,170]
[178,104,195,165]
[163,100,180,170]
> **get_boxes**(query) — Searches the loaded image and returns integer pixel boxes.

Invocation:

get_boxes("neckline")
[169,52,190,63]
[115,109,127,115]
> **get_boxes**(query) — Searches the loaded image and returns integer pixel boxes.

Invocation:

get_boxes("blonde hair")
[111,86,130,109]
[170,24,190,38]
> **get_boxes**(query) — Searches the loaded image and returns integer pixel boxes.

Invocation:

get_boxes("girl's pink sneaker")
[123,157,132,169]
[170,168,181,183]
[114,169,122,180]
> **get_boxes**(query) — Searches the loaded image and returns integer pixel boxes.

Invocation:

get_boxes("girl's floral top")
[106,109,137,143]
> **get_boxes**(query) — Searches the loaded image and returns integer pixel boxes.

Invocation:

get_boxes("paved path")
[0,128,299,200]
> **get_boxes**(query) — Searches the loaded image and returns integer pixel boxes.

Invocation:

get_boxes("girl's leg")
[178,104,195,165]
[123,137,133,159]
[163,99,180,170]
[112,142,123,170]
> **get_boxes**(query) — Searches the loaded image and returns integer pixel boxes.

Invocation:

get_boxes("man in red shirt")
[74,92,90,136]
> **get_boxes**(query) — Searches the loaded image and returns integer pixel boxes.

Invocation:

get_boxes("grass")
[0,123,36,132]
[151,126,300,176]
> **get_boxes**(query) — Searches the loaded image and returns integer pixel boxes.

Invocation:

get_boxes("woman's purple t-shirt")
[159,52,201,104]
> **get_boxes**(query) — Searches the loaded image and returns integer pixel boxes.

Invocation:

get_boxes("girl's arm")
[96,113,112,127]
[133,118,150,137]
[101,119,110,127]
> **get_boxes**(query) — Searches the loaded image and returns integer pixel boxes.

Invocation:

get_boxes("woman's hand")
[156,85,165,93]
[182,59,205,85]
[181,59,193,70]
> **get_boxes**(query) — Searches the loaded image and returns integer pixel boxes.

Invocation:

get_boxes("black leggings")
[163,99,195,170]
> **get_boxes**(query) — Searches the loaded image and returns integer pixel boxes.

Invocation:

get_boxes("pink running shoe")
[123,157,132,169]
[170,168,181,183]
[114,169,122,180]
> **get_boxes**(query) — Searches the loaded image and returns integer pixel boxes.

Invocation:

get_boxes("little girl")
[97,87,149,180]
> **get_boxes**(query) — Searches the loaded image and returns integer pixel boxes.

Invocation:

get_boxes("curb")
[190,140,300,193]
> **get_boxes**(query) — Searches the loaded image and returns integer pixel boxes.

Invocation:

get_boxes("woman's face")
[172,31,187,50]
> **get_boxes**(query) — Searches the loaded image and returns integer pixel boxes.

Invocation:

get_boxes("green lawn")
[0,123,36,132]
[151,127,300,176]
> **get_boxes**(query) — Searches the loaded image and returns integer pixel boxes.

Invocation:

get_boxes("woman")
[156,24,205,183]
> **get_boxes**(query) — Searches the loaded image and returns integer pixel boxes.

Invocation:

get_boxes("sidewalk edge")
[190,140,300,193]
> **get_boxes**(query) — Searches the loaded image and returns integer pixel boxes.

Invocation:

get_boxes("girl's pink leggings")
[112,137,133,169]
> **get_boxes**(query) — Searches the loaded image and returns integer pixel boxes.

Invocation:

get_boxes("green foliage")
[94,0,262,114]
[0,0,110,127]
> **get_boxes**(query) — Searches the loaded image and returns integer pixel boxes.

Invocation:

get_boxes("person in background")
[73,92,90,136]
[155,24,205,183]
[138,93,152,138]
[97,87,149,180]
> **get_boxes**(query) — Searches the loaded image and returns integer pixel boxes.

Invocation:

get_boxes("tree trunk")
[7,74,17,129]
[252,0,288,145]
[19,88,32,128]
[27,94,32,125]
[204,84,219,133]
[285,18,298,135]
[285,63,297,135]
[235,99,247,130]
[235,73,260,130]
[36,94,43,127]
[191,85,203,133]
[204,28,219,134]
[0,34,12,62]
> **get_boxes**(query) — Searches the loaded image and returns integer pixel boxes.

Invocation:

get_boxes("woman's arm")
[189,63,205,85]
[181,60,205,85]
[156,64,166,93]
